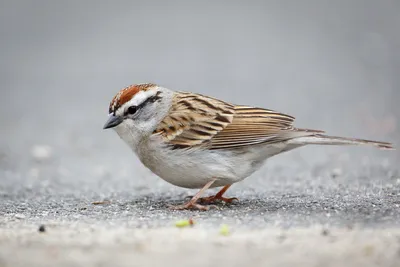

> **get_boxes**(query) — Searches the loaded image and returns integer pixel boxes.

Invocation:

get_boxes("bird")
[103,83,394,210]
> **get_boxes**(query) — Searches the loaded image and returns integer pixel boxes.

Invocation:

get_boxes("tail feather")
[288,133,394,150]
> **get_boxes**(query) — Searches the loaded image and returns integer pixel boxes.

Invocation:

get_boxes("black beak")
[103,115,123,129]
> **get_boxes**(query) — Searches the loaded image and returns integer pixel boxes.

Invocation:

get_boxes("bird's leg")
[169,180,216,211]
[198,185,238,204]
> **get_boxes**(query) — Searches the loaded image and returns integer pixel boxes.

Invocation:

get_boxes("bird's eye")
[127,106,137,115]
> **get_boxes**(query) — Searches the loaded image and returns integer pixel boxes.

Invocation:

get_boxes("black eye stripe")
[124,92,162,116]
[141,93,162,106]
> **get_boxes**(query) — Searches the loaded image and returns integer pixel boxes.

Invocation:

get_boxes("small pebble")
[331,168,342,178]
[321,229,329,236]
[31,145,53,161]
[38,225,46,233]
[15,214,25,219]
[92,200,111,205]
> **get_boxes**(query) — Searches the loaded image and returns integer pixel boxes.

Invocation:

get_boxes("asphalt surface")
[1,147,400,229]
[1,142,399,266]
[1,1,400,266]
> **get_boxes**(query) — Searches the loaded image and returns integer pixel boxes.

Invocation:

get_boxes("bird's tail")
[287,133,394,150]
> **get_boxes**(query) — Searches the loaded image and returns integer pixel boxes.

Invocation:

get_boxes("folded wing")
[154,92,321,149]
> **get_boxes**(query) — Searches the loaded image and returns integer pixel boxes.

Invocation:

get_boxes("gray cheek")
[138,104,161,122]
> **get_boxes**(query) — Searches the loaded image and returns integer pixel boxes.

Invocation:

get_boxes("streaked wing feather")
[153,92,234,147]
[209,105,297,149]
[154,94,320,149]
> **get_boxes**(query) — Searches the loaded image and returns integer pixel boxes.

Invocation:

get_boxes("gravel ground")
[1,146,399,266]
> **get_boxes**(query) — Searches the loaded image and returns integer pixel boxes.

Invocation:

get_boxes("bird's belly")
[136,140,289,189]
[139,150,241,188]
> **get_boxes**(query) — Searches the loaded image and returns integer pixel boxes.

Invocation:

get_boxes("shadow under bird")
[103,83,394,210]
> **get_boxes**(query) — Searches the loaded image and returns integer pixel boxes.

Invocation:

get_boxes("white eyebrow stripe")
[115,89,158,116]
[130,90,148,106]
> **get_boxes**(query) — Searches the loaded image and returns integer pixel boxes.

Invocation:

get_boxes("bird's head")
[104,83,173,146]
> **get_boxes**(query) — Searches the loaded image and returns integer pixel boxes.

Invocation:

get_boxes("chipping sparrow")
[103,83,394,210]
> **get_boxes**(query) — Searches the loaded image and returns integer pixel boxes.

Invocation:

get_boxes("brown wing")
[153,92,235,148]
[154,92,322,149]
[209,105,295,149]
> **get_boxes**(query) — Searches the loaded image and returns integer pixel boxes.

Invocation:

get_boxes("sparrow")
[103,83,394,210]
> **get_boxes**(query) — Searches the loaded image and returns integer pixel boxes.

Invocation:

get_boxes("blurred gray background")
[0,0,399,225]
[1,0,399,154]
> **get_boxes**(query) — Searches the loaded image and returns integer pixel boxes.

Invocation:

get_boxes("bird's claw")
[168,202,217,211]
[198,196,238,204]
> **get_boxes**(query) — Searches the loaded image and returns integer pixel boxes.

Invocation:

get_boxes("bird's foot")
[198,195,238,204]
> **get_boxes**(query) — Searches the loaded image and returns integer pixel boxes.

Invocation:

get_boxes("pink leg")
[198,184,238,204]
[169,180,217,210]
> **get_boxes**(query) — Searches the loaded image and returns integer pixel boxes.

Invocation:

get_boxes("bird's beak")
[103,114,123,129]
